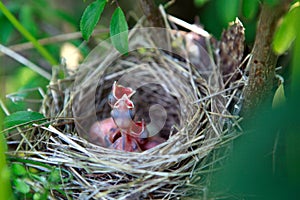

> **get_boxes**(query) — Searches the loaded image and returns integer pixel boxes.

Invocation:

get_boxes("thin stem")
[0,98,10,116]
[0,44,51,80]
[139,0,164,28]
[138,0,169,49]
[167,15,210,38]
[0,1,57,65]
[0,28,109,57]
[114,0,120,7]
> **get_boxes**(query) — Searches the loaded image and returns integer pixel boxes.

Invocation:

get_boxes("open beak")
[108,81,136,107]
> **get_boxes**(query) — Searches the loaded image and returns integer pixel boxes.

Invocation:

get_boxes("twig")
[0,98,10,116]
[0,29,109,57]
[167,15,211,38]
[138,0,169,49]
[0,44,51,80]
[139,0,165,28]
[193,84,243,104]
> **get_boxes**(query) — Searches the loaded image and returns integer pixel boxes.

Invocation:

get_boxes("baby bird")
[108,81,135,108]
[110,94,135,131]
[89,82,166,152]
[88,117,119,147]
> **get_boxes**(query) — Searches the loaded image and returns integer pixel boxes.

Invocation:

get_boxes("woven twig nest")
[8,20,246,199]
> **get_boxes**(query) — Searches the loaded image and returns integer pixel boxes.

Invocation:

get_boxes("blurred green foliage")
[0,1,82,198]
[211,90,300,200]
[208,1,300,199]
[196,0,257,43]
[194,0,210,7]
[0,0,77,47]
[273,4,300,55]
[242,0,259,19]
[0,0,85,112]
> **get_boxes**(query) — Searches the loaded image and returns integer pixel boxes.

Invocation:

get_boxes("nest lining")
[6,25,245,199]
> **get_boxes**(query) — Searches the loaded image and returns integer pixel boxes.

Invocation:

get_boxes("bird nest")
[6,20,246,199]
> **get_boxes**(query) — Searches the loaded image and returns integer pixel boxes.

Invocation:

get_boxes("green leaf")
[80,0,106,40]
[272,83,286,108]
[4,111,45,128]
[14,178,30,194]
[48,168,61,183]
[33,193,42,200]
[273,5,300,54]
[12,164,27,176]
[31,174,47,183]
[110,7,129,54]
[211,95,300,199]
[242,0,259,19]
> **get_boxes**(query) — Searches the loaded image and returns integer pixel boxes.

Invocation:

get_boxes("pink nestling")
[108,81,135,108]
[88,117,119,147]
[110,94,135,130]
[89,82,166,152]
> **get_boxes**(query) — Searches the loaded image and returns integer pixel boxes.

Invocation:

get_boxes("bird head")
[111,94,135,130]
[108,81,135,107]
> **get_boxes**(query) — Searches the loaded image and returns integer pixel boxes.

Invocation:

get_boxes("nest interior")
[6,23,245,199]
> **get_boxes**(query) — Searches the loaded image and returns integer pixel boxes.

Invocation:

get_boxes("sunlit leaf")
[242,0,259,19]
[273,5,300,54]
[14,178,30,194]
[33,193,42,200]
[272,83,286,108]
[110,7,129,54]
[60,43,83,72]
[80,0,106,41]
[4,111,45,128]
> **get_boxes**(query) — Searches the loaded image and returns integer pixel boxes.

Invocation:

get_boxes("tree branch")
[138,0,169,49]
[242,1,292,117]
[139,0,165,28]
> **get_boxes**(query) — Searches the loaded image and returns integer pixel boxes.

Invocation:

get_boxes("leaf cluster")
[80,0,129,53]
[10,162,71,199]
